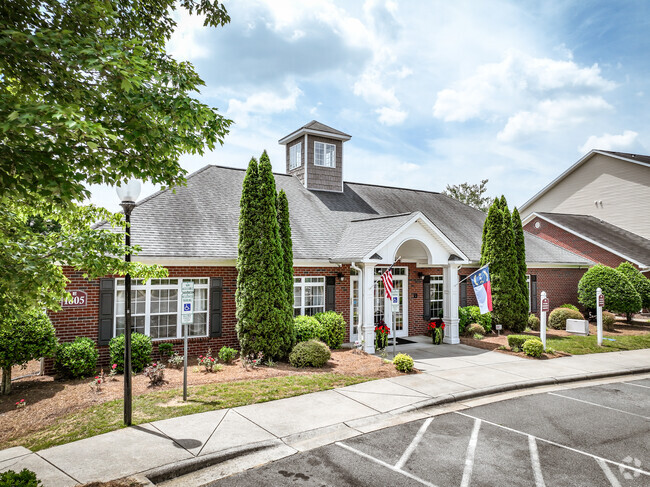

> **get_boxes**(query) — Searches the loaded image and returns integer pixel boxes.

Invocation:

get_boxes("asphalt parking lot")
[212,378,650,486]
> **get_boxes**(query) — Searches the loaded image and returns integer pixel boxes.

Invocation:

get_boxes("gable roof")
[533,212,650,268]
[99,165,591,266]
[278,120,352,144]
[520,149,650,214]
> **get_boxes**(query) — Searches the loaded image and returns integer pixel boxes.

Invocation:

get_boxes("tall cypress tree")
[277,189,295,345]
[498,205,522,330]
[511,207,529,327]
[480,202,501,267]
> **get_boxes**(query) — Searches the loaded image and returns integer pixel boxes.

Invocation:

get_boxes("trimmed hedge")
[602,311,616,332]
[109,333,152,373]
[507,334,530,350]
[218,347,238,363]
[393,353,414,373]
[527,314,540,331]
[0,469,41,487]
[293,316,325,343]
[459,306,492,334]
[559,303,579,312]
[289,340,331,368]
[616,262,650,309]
[523,338,544,357]
[578,264,641,314]
[314,311,346,349]
[548,307,584,330]
[55,337,98,378]
[465,323,485,337]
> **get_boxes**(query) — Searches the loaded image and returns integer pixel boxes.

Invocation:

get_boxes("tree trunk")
[1,367,11,395]
[626,312,632,323]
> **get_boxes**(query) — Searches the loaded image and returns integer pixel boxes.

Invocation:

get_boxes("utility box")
[566,319,590,336]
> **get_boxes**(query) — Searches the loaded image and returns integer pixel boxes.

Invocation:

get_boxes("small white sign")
[391,291,400,313]
[495,324,502,331]
[181,281,195,325]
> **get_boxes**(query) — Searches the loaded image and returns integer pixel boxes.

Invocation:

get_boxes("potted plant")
[374,321,389,350]
[428,320,445,345]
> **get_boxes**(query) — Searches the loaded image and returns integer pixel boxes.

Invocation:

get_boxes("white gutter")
[351,262,362,342]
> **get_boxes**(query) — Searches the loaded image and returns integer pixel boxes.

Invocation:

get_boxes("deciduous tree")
[443,179,494,212]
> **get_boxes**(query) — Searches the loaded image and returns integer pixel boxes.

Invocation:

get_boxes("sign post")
[540,291,549,351]
[181,281,194,401]
[391,290,399,356]
[596,287,604,347]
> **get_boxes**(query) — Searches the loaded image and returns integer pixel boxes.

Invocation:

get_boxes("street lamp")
[116,179,141,426]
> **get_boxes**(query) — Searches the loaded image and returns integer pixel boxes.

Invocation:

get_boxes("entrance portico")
[337,211,469,353]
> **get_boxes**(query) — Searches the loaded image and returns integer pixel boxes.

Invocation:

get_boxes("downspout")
[351,262,362,344]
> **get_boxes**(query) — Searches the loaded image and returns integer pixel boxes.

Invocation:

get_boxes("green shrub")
[548,307,584,329]
[458,306,492,334]
[473,333,484,340]
[523,338,544,358]
[393,353,414,373]
[578,264,641,315]
[289,340,331,368]
[0,310,57,395]
[55,337,98,378]
[109,333,152,373]
[559,303,579,312]
[218,346,238,363]
[527,314,540,331]
[314,311,346,349]
[507,334,530,350]
[157,343,174,358]
[617,262,650,310]
[602,311,616,332]
[465,323,485,336]
[293,315,325,343]
[0,469,41,487]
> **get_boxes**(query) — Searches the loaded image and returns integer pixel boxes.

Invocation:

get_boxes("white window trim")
[114,278,210,340]
[289,142,302,169]
[429,275,444,319]
[293,276,326,316]
[526,274,531,312]
[314,141,336,168]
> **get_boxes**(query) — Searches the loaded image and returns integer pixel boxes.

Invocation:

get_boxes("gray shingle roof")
[599,150,650,166]
[279,120,351,144]
[538,212,650,266]
[102,165,590,266]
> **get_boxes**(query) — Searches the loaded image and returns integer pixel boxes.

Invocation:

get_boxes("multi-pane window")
[526,275,531,312]
[115,278,209,339]
[429,275,444,319]
[289,142,302,169]
[293,277,325,316]
[314,142,335,167]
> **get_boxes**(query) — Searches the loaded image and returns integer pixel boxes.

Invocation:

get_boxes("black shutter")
[210,278,223,337]
[98,278,115,345]
[460,279,467,307]
[423,276,431,320]
[325,276,336,311]
[530,275,538,313]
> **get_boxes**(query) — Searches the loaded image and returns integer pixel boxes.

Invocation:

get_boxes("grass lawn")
[547,333,650,355]
[4,373,373,452]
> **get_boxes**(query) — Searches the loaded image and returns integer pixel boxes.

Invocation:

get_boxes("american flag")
[381,269,393,300]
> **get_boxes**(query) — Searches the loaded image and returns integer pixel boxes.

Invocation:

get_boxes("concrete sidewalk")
[2,345,650,486]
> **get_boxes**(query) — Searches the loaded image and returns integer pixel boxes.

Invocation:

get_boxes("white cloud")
[376,107,407,126]
[578,130,638,153]
[226,85,303,128]
[166,9,209,60]
[353,70,400,108]
[497,96,613,142]
[433,50,616,123]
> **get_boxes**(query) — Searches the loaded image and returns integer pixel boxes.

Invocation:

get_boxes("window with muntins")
[293,277,325,316]
[289,142,302,169]
[314,141,335,167]
[115,278,209,339]
[429,275,444,319]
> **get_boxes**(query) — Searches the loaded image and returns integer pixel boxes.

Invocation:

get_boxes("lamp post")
[116,180,141,426]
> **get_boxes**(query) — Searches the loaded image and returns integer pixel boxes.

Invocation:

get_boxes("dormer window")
[314,141,336,168]
[289,142,302,169]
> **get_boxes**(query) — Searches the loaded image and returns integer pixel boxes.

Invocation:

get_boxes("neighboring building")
[49,122,592,365]
[520,150,650,274]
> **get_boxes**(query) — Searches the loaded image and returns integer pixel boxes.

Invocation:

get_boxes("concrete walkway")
[2,343,650,486]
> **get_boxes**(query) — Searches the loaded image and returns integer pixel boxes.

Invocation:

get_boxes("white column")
[596,287,603,346]
[443,263,460,344]
[362,263,376,353]
[540,291,547,350]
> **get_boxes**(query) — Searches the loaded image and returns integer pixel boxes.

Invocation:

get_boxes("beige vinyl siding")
[524,153,650,239]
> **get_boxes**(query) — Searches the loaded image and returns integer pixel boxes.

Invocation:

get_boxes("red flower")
[441,323,446,329]
[20,399,25,403]
[153,363,157,367]
[94,376,98,379]
[112,364,117,369]
[97,379,101,384]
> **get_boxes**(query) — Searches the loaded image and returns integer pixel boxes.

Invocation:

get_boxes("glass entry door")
[374,267,408,337]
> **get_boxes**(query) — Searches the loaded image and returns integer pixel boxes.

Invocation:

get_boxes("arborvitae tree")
[237,151,294,360]
[480,203,500,267]
[236,158,260,354]
[277,189,295,345]
[511,207,529,326]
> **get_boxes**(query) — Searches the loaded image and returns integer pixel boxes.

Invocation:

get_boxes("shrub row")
[458,306,492,334]
[293,312,346,349]
[548,307,584,330]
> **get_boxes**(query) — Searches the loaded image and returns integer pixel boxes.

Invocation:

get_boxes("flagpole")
[368,256,401,291]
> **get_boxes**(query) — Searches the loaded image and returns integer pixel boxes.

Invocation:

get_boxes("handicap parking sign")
[183,303,192,312]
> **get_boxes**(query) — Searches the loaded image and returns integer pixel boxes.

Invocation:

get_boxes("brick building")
[50,121,592,363]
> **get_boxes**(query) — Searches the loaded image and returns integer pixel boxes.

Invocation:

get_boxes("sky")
[91,0,650,212]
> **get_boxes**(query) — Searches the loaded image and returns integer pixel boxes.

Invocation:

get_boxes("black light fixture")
[116,179,141,427]
[418,272,424,279]
[337,272,344,282]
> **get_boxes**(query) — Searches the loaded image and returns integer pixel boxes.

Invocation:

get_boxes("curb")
[390,366,650,416]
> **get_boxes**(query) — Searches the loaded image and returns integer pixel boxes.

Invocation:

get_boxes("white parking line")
[335,442,437,487]
[455,412,650,478]
[548,392,650,419]
[596,458,622,487]
[621,382,650,390]
[395,417,433,469]
[528,435,546,487]
[460,418,481,487]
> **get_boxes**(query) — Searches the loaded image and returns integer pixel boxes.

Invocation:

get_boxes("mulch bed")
[0,349,401,448]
